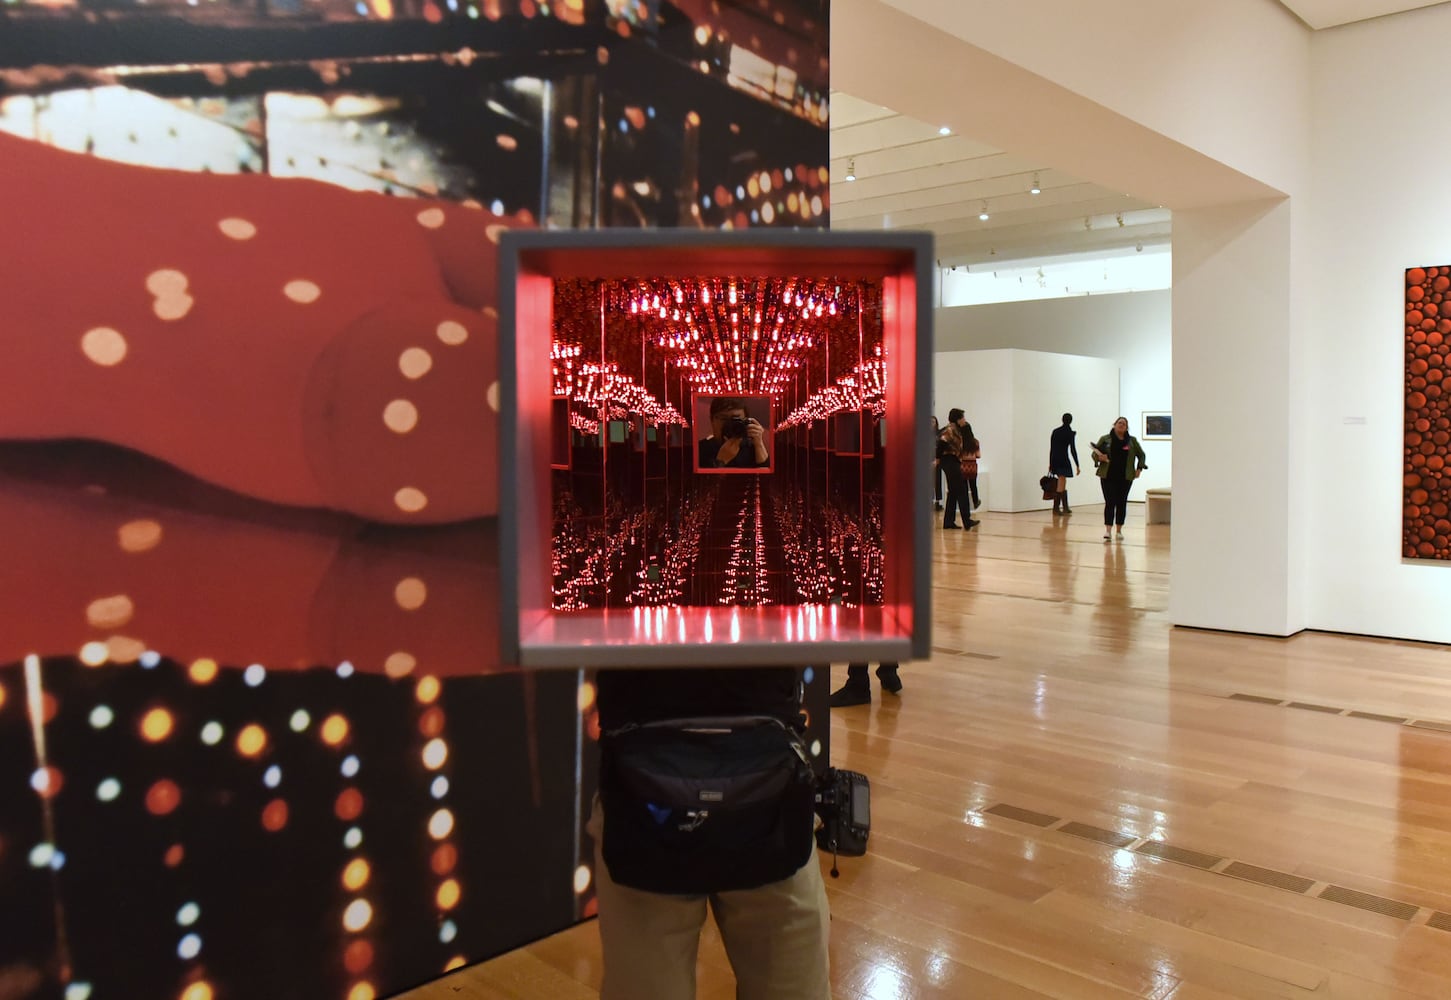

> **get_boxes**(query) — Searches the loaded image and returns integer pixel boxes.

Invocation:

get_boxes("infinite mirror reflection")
[550,276,886,610]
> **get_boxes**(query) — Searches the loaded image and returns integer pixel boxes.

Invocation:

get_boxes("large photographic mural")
[1404,266,1450,561]
[0,2,829,997]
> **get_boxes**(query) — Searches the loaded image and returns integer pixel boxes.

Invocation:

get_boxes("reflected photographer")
[698,396,770,470]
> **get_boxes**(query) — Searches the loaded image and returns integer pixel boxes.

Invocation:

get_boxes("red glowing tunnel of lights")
[550,276,885,424]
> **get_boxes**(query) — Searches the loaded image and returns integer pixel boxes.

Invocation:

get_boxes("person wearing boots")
[1048,413,1081,514]
[830,662,901,707]
[939,408,977,530]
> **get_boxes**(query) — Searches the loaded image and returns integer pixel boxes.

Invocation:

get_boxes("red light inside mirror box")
[499,232,933,668]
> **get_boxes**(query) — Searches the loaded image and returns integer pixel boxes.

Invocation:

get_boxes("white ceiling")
[828,92,1170,268]
[1276,0,1447,29]
[829,2,1449,267]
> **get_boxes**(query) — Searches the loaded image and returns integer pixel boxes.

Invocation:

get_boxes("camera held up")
[722,415,751,439]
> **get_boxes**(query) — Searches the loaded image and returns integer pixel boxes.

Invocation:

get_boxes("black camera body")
[813,767,870,857]
[721,415,751,439]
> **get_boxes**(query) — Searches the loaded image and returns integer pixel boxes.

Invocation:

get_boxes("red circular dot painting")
[1405,266,1451,560]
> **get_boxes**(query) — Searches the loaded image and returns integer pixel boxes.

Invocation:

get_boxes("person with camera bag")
[589,665,834,1000]
[699,397,770,469]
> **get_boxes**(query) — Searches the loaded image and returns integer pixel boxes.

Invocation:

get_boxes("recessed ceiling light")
[978,200,990,221]
[1030,172,1041,195]
[845,158,856,182]
[938,126,951,136]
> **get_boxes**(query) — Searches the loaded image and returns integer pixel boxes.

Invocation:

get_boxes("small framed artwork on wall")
[1142,412,1172,440]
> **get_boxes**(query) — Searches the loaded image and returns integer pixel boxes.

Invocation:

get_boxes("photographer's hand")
[747,419,768,464]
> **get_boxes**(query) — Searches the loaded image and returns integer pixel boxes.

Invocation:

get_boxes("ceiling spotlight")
[1116,212,1125,227]
[1030,173,1041,195]
[978,201,990,221]
[1083,216,1092,231]
[1135,243,1144,252]
[844,159,856,182]
[938,126,952,136]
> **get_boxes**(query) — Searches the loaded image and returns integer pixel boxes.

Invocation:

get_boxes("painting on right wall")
[1405,266,1450,560]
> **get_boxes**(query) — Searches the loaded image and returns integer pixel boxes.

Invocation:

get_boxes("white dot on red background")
[153,295,193,321]
[487,382,500,412]
[146,270,188,296]
[383,400,419,434]
[284,280,321,304]
[417,208,446,229]
[395,578,428,611]
[118,520,163,553]
[437,321,468,346]
[486,224,508,244]
[86,594,135,629]
[395,488,428,513]
[82,328,127,366]
[218,218,257,240]
[399,348,433,379]
[385,651,417,677]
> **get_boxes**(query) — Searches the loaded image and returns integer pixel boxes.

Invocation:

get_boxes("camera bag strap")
[598,715,816,895]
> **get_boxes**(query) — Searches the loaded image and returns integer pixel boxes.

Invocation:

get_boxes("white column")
[1170,198,1306,635]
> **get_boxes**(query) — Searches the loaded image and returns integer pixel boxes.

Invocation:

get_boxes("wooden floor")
[403,505,1451,999]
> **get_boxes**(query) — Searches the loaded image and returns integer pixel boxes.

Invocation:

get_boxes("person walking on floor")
[938,408,977,530]
[962,433,982,511]
[1048,413,1080,514]
[1090,416,1148,541]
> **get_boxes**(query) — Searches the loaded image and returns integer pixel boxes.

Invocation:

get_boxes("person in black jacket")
[1048,413,1080,514]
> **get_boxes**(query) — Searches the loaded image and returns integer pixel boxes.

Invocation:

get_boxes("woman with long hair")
[1090,416,1148,541]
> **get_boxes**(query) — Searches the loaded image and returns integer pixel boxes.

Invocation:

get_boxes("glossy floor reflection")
[416,506,1451,1000]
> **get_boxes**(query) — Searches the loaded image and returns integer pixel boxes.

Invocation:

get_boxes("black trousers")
[942,460,967,526]
[1101,476,1133,525]
[934,462,945,502]
[846,663,899,683]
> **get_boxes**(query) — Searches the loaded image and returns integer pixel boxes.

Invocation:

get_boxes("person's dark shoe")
[972,498,982,509]
[966,519,981,529]
[943,523,962,530]
[933,501,944,510]
[875,664,903,694]
[830,683,871,707]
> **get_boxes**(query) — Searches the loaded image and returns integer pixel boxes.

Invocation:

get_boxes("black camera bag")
[599,716,817,894]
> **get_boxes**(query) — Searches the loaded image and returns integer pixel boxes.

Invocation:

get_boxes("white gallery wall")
[936,292,1172,493]
[935,349,1118,511]
[844,1,1451,642]
[1306,7,1451,644]
[840,0,1312,637]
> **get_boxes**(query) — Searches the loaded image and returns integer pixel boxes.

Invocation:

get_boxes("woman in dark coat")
[1048,412,1080,514]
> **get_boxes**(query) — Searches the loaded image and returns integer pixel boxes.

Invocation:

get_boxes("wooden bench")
[1145,487,1172,525]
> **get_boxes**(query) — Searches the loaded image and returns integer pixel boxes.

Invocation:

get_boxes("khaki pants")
[587,797,831,1000]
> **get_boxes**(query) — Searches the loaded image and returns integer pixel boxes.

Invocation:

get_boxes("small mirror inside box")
[550,276,886,611]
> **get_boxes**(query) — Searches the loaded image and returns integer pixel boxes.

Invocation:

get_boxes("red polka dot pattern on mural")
[1405,266,1451,560]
